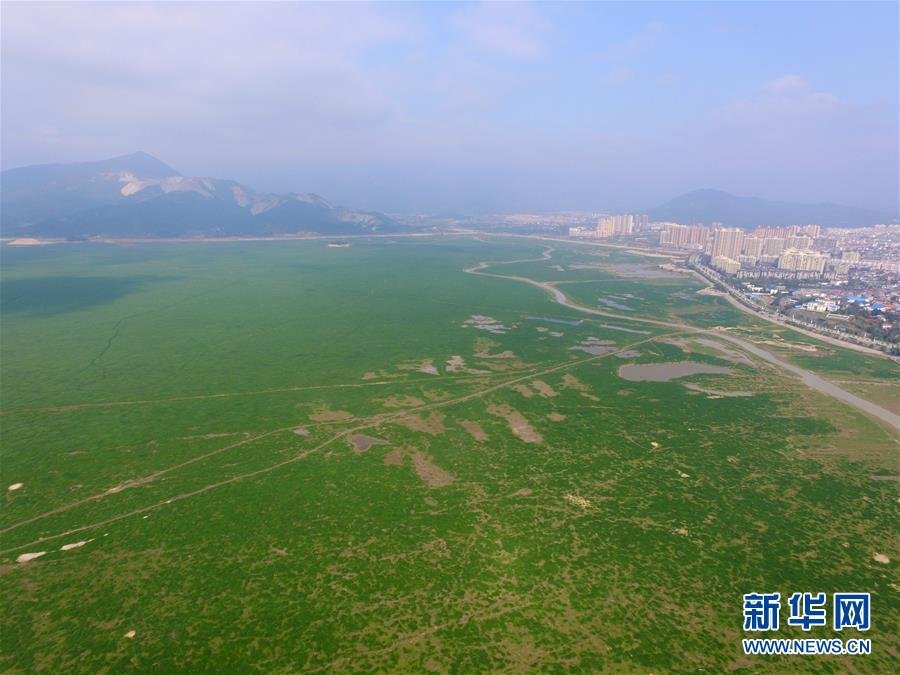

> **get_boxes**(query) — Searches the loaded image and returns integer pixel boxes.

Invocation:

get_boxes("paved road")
[468,254,900,432]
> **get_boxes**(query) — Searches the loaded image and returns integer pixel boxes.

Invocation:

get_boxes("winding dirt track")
[466,248,900,431]
[3,241,896,555]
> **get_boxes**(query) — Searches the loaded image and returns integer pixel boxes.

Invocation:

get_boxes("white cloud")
[451,2,550,59]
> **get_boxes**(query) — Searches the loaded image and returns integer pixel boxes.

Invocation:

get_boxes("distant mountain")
[648,189,897,229]
[0,152,401,238]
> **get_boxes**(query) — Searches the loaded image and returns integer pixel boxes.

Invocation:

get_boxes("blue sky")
[2,1,897,213]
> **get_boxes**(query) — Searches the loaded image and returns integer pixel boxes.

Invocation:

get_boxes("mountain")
[0,152,400,238]
[648,189,897,229]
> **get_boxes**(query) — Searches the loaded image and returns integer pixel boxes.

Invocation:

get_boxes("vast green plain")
[1,236,897,672]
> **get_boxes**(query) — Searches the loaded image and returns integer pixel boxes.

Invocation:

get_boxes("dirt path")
[467,247,900,431]
[0,331,678,554]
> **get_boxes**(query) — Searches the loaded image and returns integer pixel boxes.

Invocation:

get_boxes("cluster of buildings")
[658,222,870,280]
[595,214,650,237]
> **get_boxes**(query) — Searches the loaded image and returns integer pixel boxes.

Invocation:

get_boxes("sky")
[2,1,898,214]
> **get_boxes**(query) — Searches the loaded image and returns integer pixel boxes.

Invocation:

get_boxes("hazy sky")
[2,1,898,213]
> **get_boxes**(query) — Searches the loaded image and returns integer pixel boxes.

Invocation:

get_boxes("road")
[466,250,900,431]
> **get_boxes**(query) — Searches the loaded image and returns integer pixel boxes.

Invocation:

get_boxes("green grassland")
[1,236,897,672]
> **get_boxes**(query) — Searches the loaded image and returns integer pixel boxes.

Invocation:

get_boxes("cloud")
[718,75,842,124]
[600,21,663,61]
[451,2,550,59]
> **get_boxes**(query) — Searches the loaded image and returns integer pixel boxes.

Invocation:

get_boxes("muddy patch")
[597,323,651,335]
[684,383,752,398]
[527,316,582,326]
[487,404,543,443]
[597,297,634,311]
[458,420,488,442]
[412,452,455,488]
[348,434,389,453]
[618,362,733,382]
[570,337,616,356]
[615,350,641,358]
[561,373,599,401]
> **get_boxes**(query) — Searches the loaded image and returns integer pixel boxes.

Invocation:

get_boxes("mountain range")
[647,189,896,229]
[0,152,400,239]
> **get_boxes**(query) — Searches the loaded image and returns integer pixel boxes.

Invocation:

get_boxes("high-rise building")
[763,237,786,256]
[786,235,813,250]
[777,249,829,273]
[741,237,765,261]
[711,228,744,260]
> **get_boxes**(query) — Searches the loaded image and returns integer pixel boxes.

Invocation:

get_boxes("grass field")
[1,236,897,672]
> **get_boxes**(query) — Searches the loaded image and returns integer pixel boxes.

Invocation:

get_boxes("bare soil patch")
[383,448,405,466]
[547,412,566,422]
[412,452,456,488]
[531,380,558,398]
[512,384,534,398]
[395,411,446,435]
[292,426,310,436]
[381,395,426,408]
[487,404,543,443]
[458,420,488,441]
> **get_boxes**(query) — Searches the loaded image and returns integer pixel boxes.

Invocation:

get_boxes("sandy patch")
[531,380,558,398]
[412,452,455,488]
[446,355,489,374]
[547,412,566,422]
[309,406,353,422]
[561,374,599,401]
[618,362,733,382]
[673,527,689,537]
[874,553,890,564]
[417,360,440,375]
[512,384,534,398]
[514,487,533,496]
[696,286,726,296]
[7,483,23,491]
[395,411,446,435]
[535,327,548,333]
[383,448,405,466]
[124,630,136,639]
[60,539,92,551]
[564,494,591,509]
[381,395,426,408]
[458,420,488,442]
[650,441,660,449]
[362,371,378,380]
[348,434,388,453]
[487,404,543,443]
[292,426,310,436]
[463,315,511,334]
[16,552,46,563]
[570,337,616,356]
